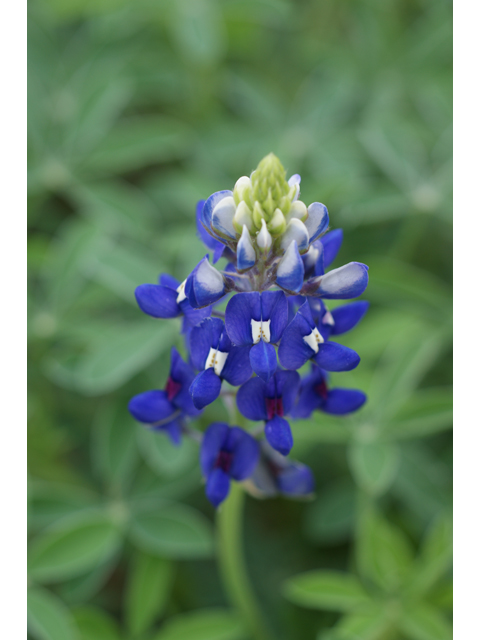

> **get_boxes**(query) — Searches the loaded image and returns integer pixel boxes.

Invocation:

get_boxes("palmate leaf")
[326,602,394,640]
[303,478,355,545]
[28,510,123,583]
[137,426,199,478]
[283,570,371,612]
[152,608,245,640]
[125,551,173,636]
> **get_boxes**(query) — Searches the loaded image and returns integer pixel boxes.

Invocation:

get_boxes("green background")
[27,0,452,639]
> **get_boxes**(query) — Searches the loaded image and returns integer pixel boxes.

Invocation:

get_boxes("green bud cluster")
[232,153,301,239]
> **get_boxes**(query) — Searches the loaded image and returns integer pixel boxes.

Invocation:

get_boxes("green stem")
[217,483,274,640]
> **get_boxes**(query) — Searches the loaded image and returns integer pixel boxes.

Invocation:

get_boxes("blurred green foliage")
[28,0,452,638]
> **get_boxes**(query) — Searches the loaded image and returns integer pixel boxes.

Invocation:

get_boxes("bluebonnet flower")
[236,370,300,455]
[279,300,361,372]
[244,441,315,499]
[292,366,366,419]
[200,422,260,507]
[135,274,211,332]
[129,152,369,508]
[189,317,252,409]
[225,290,288,382]
[128,347,201,443]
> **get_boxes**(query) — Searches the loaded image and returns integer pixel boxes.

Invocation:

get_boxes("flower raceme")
[128,153,369,507]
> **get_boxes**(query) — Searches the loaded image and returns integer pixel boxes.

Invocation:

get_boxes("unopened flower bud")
[253,201,267,229]
[233,176,252,205]
[287,200,308,222]
[280,218,309,253]
[233,201,254,234]
[256,219,272,252]
[268,208,287,236]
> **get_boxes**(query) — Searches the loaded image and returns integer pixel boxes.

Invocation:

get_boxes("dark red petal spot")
[265,396,284,419]
[215,450,233,473]
[315,379,329,401]
[165,377,182,402]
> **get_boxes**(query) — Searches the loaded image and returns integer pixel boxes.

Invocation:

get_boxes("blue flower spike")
[129,152,369,508]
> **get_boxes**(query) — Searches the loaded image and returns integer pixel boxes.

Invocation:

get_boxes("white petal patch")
[251,319,271,344]
[196,259,225,294]
[322,310,335,326]
[212,196,237,239]
[176,280,187,303]
[303,327,324,353]
[280,219,309,252]
[205,347,229,376]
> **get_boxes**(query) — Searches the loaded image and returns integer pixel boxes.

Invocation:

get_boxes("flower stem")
[217,483,274,640]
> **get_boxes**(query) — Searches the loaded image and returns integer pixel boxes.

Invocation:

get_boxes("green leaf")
[73,320,177,395]
[72,606,121,640]
[28,587,78,640]
[28,511,122,582]
[283,570,371,612]
[400,604,452,640]
[130,503,214,559]
[357,508,414,592]
[137,426,198,478]
[125,551,173,636]
[86,117,191,174]
[28,482,100,529]
[348,441,399,496]
[386,387,453,439]
[92,402,138,488]
[152,608,244,640]
[303,479,355,545]
[406,513,452,597]
[87,241,163,304]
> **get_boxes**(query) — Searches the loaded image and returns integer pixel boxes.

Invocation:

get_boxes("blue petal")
[227,427,260,481]
[169,347,201,416]
[316,262,369,300]
[162,419,183,445]
[322,389,367,414]
[189,317,226,371]
[276,241,305,293]
[277,463,315,496]
[129,390,175,424]
[185,256,229,308]
[180,299,212,328]
[273,370,301,415]
[159,273,180,289]
[135,284,180,318]
[202,190,233,236]
[314,343,360,371]
[305,202,329,243]
[249,341,277,382]
[189,368,223,410]
[265,415,293,456]
[278,306,317,370]
[200,422,229,476]
[225,292,261,346]
[320,229,343,268]
[330,301,369,335]
[221,346,253,386]
[236,376,268,421]
[260,291,288,343]
[303,241,324,279]
[291,382,322,419]
[213,243,226,264]
[205,468,231,507]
